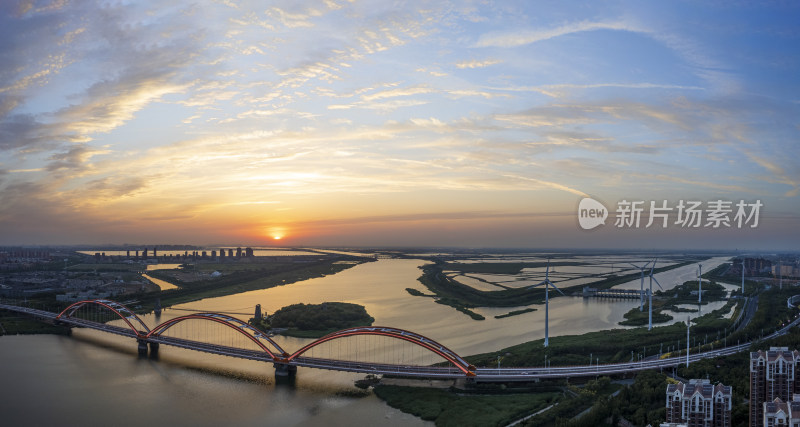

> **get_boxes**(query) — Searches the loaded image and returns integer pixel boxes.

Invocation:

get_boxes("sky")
[0,0,798,250]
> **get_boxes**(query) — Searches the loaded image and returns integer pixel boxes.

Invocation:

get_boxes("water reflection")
[0,335,427,426]
[137,257,733,359]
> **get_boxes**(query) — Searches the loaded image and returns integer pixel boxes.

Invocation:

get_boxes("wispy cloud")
[475,20,641,48]
[455,58,502,69]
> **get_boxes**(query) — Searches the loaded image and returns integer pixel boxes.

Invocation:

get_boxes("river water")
[0,255,732,425]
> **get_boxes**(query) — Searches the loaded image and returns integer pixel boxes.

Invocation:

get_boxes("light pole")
[686,317,691,367]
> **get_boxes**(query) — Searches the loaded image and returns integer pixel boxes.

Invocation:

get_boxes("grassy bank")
[374,385,560,427]
[0,310,71,335]
[413,259,703,320]
[466,285,797,368]
[141,258,370,309]
[618,280,730,326]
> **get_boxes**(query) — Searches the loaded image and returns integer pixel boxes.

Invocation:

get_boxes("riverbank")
[374,285,800,426]
[140,258,372,310]
[413,258,704,321]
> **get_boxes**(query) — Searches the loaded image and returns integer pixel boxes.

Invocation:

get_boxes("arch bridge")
[4,298,799,381]
[45,299,475,378]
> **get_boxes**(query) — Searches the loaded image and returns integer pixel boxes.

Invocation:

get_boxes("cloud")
[475,20,641,48]
[299,210,570,229]
[745,152,799,197]
[46,144,109,172]
[455,58,502,69]
[361,86,434,102]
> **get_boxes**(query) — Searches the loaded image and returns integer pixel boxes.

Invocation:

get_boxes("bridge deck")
[2,302,798,381]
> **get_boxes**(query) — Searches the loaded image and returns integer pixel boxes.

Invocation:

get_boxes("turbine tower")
[697,264,703,304]
[647,259,664,331]
[629,260,652,312]
[740,259,746,296]
[530,259,565,347]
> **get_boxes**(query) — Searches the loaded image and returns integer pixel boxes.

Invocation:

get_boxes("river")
[0,255,733,425]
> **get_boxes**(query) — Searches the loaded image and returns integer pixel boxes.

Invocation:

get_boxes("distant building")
[228,249,234,257]
[773,264,799,278]
[245,247,254,257]
[751,347,800,426]
[763,395,800,427]
[665,379,731,427]
[236,247,242,258]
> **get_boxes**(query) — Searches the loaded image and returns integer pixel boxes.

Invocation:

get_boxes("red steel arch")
[146,313,287,359]
[57,299,151,336]
[287,326,475,376]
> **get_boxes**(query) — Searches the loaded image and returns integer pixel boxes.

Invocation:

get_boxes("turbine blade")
[527,280,547,290]
[548,280,566,296]
[653,276,664,290]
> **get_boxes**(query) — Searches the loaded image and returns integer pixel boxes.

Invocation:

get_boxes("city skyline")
[0,1,798,249]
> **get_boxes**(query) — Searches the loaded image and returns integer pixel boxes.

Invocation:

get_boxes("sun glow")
[273,235,282,240]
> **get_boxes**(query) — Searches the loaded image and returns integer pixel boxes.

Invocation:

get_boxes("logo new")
[578,198,608,230]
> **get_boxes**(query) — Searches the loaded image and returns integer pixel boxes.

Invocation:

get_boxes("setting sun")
[273,236,282,240]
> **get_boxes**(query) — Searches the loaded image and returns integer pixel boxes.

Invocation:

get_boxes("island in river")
[249,301,375,338]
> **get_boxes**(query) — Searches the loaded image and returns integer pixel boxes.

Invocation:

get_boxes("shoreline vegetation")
[618,280,731,326]
[376,283,800,426]
[495,308,537,319]
[248,302,374,339]
[6,254,799,426]
[411,258,702,321]
[140,257,371,310]
[0,256,372,336]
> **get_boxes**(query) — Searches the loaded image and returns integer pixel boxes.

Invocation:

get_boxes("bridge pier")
[137,339,159,356]
[274,363,297,378]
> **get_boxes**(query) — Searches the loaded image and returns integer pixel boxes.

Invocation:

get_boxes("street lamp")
[686,317,692,367]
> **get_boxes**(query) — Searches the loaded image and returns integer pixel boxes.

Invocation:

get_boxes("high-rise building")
[751,347,800,426]
[245,247,254,257]
[763,395,800,427]
[666,379,732,427]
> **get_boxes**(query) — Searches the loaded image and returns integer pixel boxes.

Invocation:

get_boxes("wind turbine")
[629,260,652,312]
[530,259,564,347]
[697,264,703,304]
[647,259,664,331]
[740,259,746,296]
